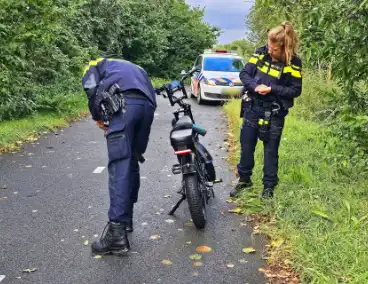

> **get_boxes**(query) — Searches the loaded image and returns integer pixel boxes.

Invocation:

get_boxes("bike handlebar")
[154,68,199,108]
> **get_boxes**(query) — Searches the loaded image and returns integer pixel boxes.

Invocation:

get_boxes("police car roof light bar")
[204,49,238,55]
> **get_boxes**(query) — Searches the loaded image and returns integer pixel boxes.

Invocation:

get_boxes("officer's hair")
[268,21,299,65]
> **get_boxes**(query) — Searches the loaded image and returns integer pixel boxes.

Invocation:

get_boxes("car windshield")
[203,57,244,72]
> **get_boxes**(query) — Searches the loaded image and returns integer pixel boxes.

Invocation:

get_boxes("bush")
[0,0,219,121]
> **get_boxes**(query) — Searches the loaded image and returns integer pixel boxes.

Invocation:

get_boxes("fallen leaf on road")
[189,254,202,260]
[84,240,89,246]
[184,220,194,227]
[161,259,172,265]
[0,196,8,200]
[32,210,38,213]
[164,195,171,198]
[141,222,148,226]
[239,259,248,263]
[94,234,99,238]
[186,241,192,244]
[192,261,203,267]
[240,223,247,227]
[74,229,79,232]
[94,255,103,259]
[226,198,234,203]
[226,263,235,268]
[13,192,18,195]
[242,248,256,254]
[228,208,243,214]
[193,271,199,276]
[150,234,161,240]
[220,211,225,215]
[177,228,183,232]
[196,246,212,253]
[25,165,32,168]
[23,268,37,273]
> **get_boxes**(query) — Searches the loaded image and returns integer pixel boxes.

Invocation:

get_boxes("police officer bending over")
[82,56,156,255]
[230,22,302,199]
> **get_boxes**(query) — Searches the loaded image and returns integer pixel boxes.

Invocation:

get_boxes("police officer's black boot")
[126,219,133,233]
[261,187,274,199]
[91,222,130,255]
[126,204,134,233]
[230,178,253,197]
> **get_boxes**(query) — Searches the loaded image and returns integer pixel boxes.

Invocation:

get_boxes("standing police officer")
[82,57,156,255]
[230,22,302,199]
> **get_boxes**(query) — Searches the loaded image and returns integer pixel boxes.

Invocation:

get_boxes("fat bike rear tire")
[184,174,207,229]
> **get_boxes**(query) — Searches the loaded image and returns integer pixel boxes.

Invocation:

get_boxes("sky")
[185,0,254,45]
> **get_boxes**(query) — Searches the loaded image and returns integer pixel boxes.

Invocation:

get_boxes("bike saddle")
[172,115,193,131]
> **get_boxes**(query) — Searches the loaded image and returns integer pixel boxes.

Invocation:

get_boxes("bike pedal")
[172,164,182,175]
[214,178,223,184]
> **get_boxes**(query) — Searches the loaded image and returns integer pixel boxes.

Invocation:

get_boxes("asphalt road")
[0,94,266,284]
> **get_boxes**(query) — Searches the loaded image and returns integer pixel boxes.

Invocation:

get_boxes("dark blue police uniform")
[232,45,302,198]
[82,57,156,254]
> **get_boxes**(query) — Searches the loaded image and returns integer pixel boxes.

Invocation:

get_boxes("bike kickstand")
[168,194,186,215]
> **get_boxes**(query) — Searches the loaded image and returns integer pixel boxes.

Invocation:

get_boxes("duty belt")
[123,91,148,100]
[251,97,274,108]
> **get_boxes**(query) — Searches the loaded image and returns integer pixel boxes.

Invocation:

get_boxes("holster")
[240,89,252,118]
[258,108,277,143]
[96,83,125,124]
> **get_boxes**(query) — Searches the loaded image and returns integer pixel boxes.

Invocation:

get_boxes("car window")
[194,56,202,68]
[203,57,244,72]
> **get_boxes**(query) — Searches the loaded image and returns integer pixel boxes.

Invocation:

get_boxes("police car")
[190,49,245,104]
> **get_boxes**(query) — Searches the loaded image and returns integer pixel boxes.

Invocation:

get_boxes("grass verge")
[223,99,368,284]
[0,93,88,152]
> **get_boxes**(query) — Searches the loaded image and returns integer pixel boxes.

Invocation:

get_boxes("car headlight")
[203,78,216,86]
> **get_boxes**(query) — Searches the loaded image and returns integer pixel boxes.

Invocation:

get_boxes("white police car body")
[190,50,245,104]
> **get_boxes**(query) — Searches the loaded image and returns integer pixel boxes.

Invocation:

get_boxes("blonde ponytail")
[268,21,299,65]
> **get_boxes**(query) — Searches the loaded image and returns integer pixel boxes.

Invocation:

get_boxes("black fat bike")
[155,69,222,229]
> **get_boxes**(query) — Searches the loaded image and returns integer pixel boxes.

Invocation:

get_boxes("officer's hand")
[96,120,108,132]
[255,85,271,95]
